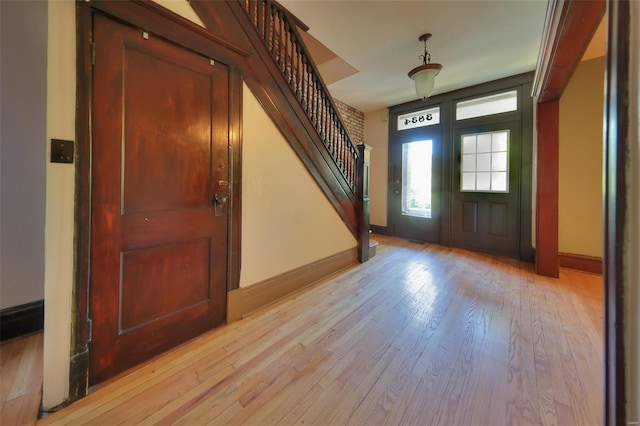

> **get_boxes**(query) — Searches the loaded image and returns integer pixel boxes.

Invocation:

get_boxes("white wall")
[626,0,640,420]
[0,0,47,310]
[240,85,355,287]
[154,0,204,27]
[43,0,75,408]
[42,0,354,408]
[364,108,389,227]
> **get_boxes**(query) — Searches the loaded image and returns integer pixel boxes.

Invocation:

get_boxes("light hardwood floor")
[1,332,43,425]
[4,235,603,425]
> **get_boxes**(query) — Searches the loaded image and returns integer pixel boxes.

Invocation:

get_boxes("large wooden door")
[89,15,229,385]
[451,121,521,256]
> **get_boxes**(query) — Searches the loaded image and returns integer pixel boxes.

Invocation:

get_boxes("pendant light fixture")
[408,33,443,100]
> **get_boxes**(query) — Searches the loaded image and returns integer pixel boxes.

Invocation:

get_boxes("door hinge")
[90,42,96,65]
[87,317,93,342]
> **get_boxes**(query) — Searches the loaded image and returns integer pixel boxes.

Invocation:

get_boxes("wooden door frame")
[532,0,628,423]
[531,0,605,276]
[71,0,245,401]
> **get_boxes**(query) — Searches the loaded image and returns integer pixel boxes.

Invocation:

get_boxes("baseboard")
[227,248,358,322]
[370,224,390,236]
[1,299,45,342]
[559,252,603,275]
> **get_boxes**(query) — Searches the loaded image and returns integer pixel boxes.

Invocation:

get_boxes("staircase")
[191,0,371,261]
[240,0,361,193]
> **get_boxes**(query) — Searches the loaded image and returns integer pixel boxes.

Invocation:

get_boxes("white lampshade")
[408,63,442,100]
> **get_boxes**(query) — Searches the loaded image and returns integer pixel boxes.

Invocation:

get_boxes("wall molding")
[370,224,390,236]
[0,300,44,342]
[559,252,603,275]
[227,248,357,322]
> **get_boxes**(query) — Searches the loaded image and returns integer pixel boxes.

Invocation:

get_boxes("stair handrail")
[241,0,360,193]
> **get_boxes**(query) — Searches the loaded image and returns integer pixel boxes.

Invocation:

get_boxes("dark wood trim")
[271,0,309,32]
[227,248,357,322]
[532,0,605,277]
[603,1,629,424]
[357,144,372,263]
[0,300,44,342]
[532,0,605,103]
[519,81,534,262]
[370,224,391,236]
[558,252,602,274]
[91,0,251,58]
[532,0,604,277]
[535,100,560,277]
[227,68,243,291]
[69,1,93,402]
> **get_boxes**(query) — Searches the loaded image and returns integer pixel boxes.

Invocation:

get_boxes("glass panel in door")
[402,140,433,218]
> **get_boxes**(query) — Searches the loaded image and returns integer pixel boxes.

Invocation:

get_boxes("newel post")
[357,144,372,263]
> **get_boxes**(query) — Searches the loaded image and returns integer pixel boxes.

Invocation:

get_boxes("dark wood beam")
[533,0,605,102]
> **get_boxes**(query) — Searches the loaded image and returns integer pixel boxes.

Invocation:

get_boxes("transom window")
[397,107,440,131]
[461,130,509,192]
[456,90,517,120]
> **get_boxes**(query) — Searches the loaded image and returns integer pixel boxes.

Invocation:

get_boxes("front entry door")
[391,125,442,243]
[451,121,521,256]
[89,15,229,385]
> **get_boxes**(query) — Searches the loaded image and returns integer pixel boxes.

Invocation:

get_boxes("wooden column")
[603,1,630,423]
[535,100,559,277]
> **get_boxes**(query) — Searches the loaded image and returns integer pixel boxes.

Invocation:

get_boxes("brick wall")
[333,98,365,146]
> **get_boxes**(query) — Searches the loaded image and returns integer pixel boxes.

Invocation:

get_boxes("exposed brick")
[333,98,365,146]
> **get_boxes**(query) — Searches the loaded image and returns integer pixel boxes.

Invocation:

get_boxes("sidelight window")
[402,140,433,218]
[461,130,509,192]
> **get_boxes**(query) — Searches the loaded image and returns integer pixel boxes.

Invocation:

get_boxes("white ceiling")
[278,0,549,113]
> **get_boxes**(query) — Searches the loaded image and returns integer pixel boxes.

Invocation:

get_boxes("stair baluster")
[241,0,358,191]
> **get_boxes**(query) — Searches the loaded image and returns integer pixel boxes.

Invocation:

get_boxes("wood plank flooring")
[4,235,603,425]
[1,332,43,425]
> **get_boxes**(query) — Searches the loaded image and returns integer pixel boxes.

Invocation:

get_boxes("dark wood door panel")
[120,238,212,331]
[488,202,509,237]
[462,201,478,233]
[90,14,229,385]
[121,209,214,250]
[451,121,521,257]
[123,46,216,214]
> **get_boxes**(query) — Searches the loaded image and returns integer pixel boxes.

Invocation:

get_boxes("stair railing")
[241,0,359,193]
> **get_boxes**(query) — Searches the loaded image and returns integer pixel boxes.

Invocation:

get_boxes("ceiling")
[278,0,549,113]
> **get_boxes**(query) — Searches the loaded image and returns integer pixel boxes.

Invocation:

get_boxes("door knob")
[214,192,228,216]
